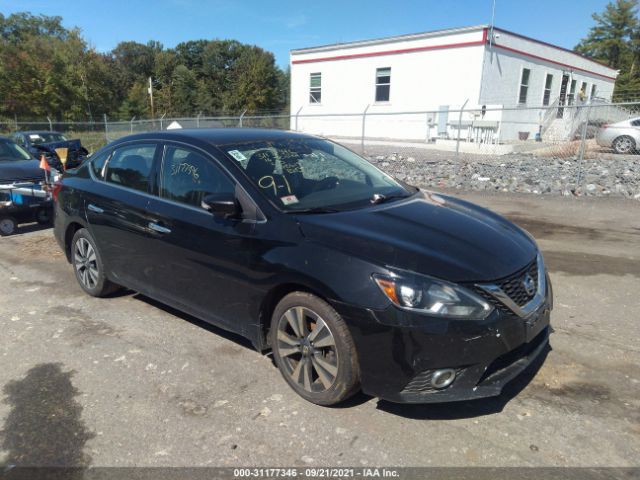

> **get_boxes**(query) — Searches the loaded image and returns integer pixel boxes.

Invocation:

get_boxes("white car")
[596,117,640,154]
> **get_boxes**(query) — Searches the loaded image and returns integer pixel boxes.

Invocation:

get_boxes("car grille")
[472,259,539,314]
[496,260,538,307]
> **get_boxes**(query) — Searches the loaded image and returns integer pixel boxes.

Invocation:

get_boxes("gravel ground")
[0,193,638,471]
[364,144,640,199]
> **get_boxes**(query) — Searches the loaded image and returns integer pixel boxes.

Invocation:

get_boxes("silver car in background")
[596,117,640,154]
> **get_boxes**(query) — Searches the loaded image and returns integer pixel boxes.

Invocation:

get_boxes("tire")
[35,208,52,225]
[0,217,17,236]
[70,228,120,297]
[270,292,360,406]
[612,135,636,154]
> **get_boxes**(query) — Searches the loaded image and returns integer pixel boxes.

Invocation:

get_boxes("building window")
[568,79,577,105]
[375,67,391,102]
[542,73,553,106]
[309,73,321,104]
[579,81,588,102]
[590,84,597,99]
[518,68,531,105]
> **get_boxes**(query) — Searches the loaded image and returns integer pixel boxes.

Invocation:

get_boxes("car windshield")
[0,141,33,161]
[222,137,413,211]
[27,133,67,144]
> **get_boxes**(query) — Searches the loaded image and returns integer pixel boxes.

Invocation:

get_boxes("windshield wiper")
[369,193,409,205]
[286,206,341,214]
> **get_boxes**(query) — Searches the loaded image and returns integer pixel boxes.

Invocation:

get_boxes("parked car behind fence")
[596,117,640,154]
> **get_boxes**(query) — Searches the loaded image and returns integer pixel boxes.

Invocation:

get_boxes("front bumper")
[335,286,552,404]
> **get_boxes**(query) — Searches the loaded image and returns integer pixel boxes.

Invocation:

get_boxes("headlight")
[373,272,494,320]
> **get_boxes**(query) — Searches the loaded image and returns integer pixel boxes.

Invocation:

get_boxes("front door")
[557,73,570,118]
[143,143,263,335]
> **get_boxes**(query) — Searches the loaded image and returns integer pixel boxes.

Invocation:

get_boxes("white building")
[289,25,618,142]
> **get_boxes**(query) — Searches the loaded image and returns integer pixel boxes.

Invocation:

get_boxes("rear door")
[84,141,161,290]
[143,142,264,334]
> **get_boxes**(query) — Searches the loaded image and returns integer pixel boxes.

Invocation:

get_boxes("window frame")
[568,79,577,105]
[518,67,531,105]
[89,147,113,180]
[157,142,236,211]
[542,72,554,106]
[590,84,597,100]
[309,72,322,104]
[580,81,588,100]
[152,140,265,223]
[375,67,391,103]
[101,141,160,195]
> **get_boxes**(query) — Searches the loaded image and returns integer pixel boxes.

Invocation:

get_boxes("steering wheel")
[311,176,340,193]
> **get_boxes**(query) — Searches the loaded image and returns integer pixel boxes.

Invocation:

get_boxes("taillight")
[52,181,63,201]
[602,124,609,129]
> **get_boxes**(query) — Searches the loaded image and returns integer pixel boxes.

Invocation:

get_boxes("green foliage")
[0,12,289,121]
[575,0,640,99]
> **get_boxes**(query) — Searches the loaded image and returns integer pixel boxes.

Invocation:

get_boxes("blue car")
[0,138,51,235]
[10,131,89,170]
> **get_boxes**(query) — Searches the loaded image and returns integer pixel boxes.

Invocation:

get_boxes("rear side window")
[105,144,156,193]
[160,146,234,208]
[631,119,640,127]
[90,149,112,179]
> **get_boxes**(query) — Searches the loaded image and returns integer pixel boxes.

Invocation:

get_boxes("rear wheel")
[71,228,119,297]
[612,135,636,154]
[270,292,360,406]
[35,208,52,225]
[0,217,17,236]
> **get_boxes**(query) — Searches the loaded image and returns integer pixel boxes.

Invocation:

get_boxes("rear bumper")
[335,288,552,404]
[595,129,614,147]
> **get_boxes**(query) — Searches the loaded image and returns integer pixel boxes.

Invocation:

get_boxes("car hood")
[0,159,45,184]
[297,191,538,283]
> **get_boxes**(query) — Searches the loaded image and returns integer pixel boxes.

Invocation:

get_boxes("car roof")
[17,130,65,134]
[114,128,317,147]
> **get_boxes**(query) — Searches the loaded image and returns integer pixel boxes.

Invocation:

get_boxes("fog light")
[431,369,456,389]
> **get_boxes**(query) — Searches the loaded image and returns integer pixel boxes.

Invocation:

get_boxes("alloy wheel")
[614,136,634,154]
[276,306,339,392]
[74,237,99,289]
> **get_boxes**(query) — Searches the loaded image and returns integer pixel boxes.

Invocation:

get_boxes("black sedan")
[53,129,552,405]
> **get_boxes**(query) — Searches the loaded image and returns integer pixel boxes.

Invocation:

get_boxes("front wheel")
[71,228,120,297]
[270,292,360,406]
[612,135,636,154]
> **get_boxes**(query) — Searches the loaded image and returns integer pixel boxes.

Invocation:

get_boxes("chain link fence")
[1,101,639,198]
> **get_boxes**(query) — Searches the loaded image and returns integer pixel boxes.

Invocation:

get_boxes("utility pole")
[148,76,155,120]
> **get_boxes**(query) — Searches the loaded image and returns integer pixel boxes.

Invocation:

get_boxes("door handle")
[88,203,104,214]
[148,222,171,234]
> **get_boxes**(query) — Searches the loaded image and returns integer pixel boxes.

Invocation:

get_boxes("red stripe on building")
[291,27,617,81]
[291,39,486,64]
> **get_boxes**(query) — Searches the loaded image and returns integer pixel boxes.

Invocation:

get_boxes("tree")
[171,65,198,115]
[575,0,640,98]
[0,12,289,120]
[225,46,279,113]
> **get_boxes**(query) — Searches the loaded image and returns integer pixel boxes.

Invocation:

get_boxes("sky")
[1,0,613,68]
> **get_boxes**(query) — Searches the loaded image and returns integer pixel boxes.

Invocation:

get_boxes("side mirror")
[201,193,241,219]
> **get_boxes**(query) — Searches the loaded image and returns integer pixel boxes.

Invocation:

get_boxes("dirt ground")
[0,191,638,469]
